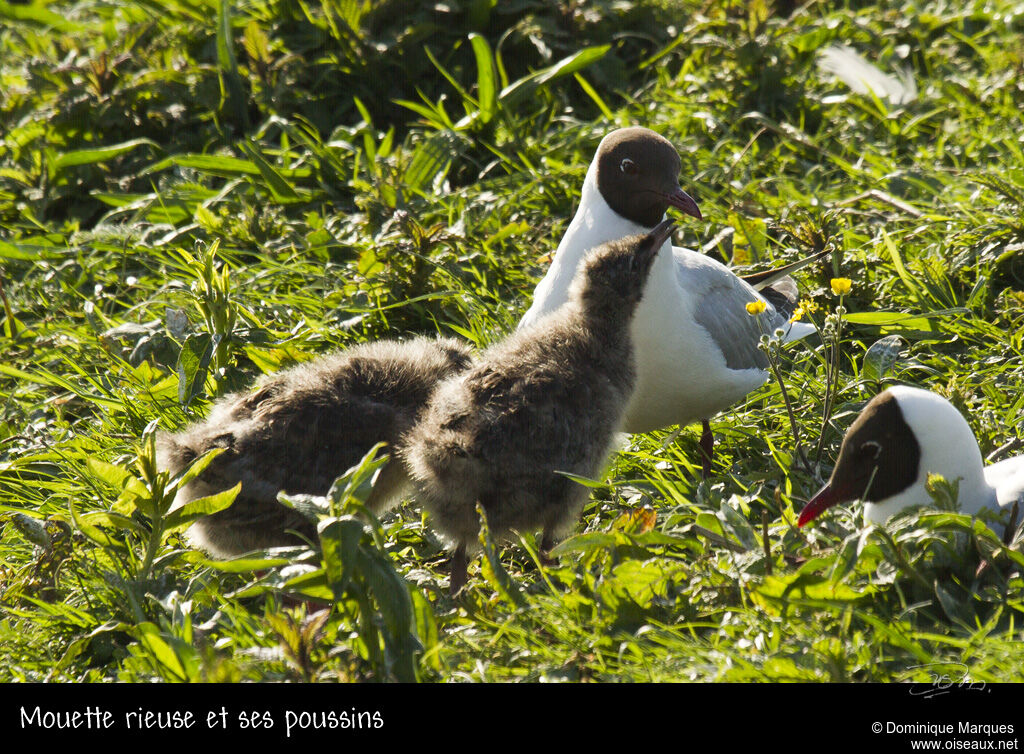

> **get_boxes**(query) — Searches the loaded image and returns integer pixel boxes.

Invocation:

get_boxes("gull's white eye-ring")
[620,158,639,175]
[861,440,882,460]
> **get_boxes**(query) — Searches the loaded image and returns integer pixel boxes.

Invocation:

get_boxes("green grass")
[1,0,1023,683]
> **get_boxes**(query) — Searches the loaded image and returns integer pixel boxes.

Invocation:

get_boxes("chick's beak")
[666,187,702,221]
[633,219,675,272]
[648,218,676,252]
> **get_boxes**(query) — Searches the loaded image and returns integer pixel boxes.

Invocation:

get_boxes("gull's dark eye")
[859,440,882,460]
[620,158,639,176]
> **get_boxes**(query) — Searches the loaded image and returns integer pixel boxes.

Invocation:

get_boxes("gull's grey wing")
[680,254,793,372]
[758,276,798,318]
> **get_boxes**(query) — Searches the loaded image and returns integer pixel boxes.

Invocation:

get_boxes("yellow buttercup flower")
[830,278,852,296]
[789,298,819,322]
[745,300,767,315]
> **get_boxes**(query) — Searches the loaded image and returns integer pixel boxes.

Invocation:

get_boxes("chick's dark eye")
[620,158,639,176]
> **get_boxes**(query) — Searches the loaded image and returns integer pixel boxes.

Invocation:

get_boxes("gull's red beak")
[797,482,847,527]
[666,187,702,221]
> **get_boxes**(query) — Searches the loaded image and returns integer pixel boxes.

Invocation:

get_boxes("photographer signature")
[905,663,987,698]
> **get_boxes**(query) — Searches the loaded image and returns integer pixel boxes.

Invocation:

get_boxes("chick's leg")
[539,530,558,567]
[449,543,468,596]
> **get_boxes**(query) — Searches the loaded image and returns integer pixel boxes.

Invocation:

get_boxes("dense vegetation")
[2,0,1023,683]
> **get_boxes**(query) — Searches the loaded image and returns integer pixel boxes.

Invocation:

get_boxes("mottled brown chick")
[403,220,676,594]
[157,336,473,557]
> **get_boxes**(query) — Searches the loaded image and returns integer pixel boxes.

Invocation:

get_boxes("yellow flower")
[745,300,767,316]
[789,298,819,322]
[830,278,852,296]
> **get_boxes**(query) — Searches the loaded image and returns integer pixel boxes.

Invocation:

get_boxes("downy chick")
[404,220,676,594]
[157,336,473,557]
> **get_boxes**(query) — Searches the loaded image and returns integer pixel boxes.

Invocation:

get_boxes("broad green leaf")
[499,45,611,108]
[695,512,724,537]
[862,334,904,383]
[86,458,132,490]
[164,483,241,529]
[730,213,767,264]
[0,1,87,31]
[633,530,703,549]
[880,230,920,299]
[134,622,192,682]
[404,131,457,192]
[280,569,332,601]
[719,501,760,550]
[146,154,261,176]
[326,443,389,516]
[171,447,226,491]
[204,555,294,573]
[52,139,158,171]
[79,510,146,536]
[830,529,867,583]
[609,558,685,605]
[114,476,154,517]
[0,241,61,260]
[69,499,127,551]
[549,531,622,556]
[412,589,439,671]
[754,572,874,602]
[176,332,213,406]
[216,0,250,130]
[573,72,614,120]
[277,491,328,522]
[239,141,302,202]
[934,579,974,626]
[357,547,414,640]
[146,154,311,180]
[611,507,657,534]
[469,33,497,124]
[553,469,608,489]
[858,613,932,663]
[320,517,366,596]
[477,504,525,607]
[843,310,959,330]
[0,363,122,409]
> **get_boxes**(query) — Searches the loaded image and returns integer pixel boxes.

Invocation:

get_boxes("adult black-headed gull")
[405,222,675,594]
[798,385,1024,529]
[519,127,820,471]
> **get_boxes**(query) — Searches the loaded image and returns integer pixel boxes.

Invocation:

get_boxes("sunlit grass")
[1,0,1023,682]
